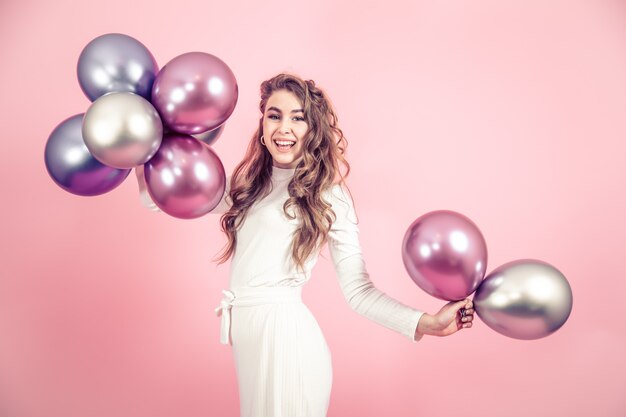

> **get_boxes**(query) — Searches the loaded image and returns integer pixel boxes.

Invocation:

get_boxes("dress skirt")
[216,286,333,417]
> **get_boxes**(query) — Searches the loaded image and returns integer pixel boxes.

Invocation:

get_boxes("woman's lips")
[274,139,295,152]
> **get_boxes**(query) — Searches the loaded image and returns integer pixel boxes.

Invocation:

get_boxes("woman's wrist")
[416,313,437,338]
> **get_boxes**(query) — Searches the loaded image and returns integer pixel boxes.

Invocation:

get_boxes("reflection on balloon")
[77,33,158,102]
[44,114,130,196]
[192,124,225,146]
[402,210,487,301]
[151,52,238,135]
[144,133,226,219]
[474,259,573,340]
[82,92,163,169]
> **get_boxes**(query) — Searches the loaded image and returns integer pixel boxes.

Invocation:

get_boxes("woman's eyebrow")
[267,106,304,114]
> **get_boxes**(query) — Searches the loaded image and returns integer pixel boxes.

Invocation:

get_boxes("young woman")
[139,73,474,417]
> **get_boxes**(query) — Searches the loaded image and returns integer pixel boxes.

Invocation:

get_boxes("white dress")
[212,166,425,417]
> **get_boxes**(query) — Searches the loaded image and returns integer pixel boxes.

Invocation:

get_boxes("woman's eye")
[294,116,305,121]
[268,114,280,120]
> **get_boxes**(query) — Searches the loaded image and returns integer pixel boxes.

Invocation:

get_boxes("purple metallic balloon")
[144,133,226,219]
[44,114,130,196]
[151,52,238,135]
[402,210,488,301]
[77,33,158,102]
[192,123,225,146]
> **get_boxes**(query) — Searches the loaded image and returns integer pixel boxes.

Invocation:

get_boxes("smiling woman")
[204,73,474,417]
[139,73,474,417]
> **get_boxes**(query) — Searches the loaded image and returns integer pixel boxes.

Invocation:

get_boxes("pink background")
[1,0,625,416]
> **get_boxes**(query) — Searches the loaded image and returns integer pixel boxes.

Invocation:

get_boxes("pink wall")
[1,0,625,416]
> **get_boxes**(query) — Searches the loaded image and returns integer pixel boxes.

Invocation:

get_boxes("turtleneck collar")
[271,165,296,181]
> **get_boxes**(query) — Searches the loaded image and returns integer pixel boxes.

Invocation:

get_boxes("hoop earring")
[260,135,266,146]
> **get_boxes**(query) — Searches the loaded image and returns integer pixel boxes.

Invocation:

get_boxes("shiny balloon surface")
[77,33,158,101]
[474,259,573,340]
[151,52,238,135]
[192,123,225,146]
[144,133,225,219]
[402,210,487,300]
[44,114,130,196]
[82,92,163,169]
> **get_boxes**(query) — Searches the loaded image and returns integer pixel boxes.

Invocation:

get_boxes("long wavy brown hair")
[213,73,353,273]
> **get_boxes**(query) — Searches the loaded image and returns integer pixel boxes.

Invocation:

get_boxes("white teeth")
[274,140,295,146]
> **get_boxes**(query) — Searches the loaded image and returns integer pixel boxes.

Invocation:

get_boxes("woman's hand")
[135,166,160,212]
[415,299,474,338]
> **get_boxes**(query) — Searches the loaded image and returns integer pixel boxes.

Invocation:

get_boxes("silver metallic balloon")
[474,259,573,340]
[82,92,163,169]
[77,33,158,101]
[44,114,130,196]
[192,123,225,146]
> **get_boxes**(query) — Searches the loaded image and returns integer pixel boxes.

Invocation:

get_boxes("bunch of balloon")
[44,33,237,219]
[401,210,573,340]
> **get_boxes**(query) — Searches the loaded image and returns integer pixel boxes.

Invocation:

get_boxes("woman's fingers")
[458,309,473,321]
[459,306,474,329]
[440,299,476,334]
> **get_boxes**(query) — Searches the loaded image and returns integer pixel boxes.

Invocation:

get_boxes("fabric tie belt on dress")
[214,287,303,345]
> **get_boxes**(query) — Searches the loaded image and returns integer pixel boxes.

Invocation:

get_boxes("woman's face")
[262,89,309,169]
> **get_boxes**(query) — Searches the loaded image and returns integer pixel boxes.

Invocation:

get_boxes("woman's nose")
[279,122,291,134]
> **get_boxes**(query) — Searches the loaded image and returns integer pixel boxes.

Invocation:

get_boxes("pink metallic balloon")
[144,133,226,219]
[402,210,487,301]
[151,52,238,135]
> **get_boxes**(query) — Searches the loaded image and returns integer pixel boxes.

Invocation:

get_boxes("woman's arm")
[327,184,474,342]
[416,300,474,338]
[327,184,425,342]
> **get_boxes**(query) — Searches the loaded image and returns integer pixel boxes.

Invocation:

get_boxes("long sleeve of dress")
[136,166,160,212]
[326,184,425,342]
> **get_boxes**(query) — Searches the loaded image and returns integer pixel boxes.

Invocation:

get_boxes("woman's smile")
[273,138,296,151]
